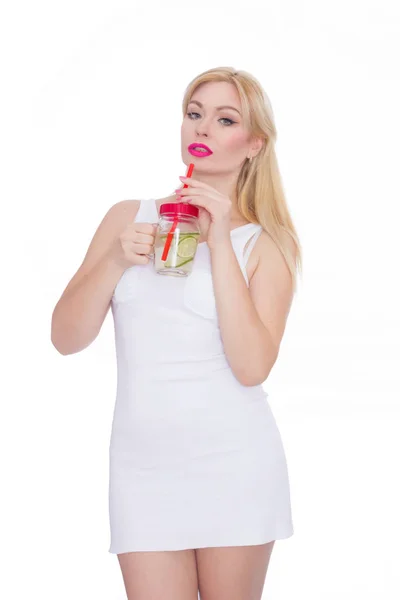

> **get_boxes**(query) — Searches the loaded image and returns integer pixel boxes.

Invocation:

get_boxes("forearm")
[210,241,277,385]
[51,252,126,355]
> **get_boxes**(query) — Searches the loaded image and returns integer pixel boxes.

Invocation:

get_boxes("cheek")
[225,130,248,152]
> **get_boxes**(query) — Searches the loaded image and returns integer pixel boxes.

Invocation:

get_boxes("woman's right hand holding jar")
[108,222,157,270]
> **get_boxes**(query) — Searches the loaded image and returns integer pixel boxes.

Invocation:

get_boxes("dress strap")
[133,199,158,224]
[242,225,263,265]
[230,224,263,285]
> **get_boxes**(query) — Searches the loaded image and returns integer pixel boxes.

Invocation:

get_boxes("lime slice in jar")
[175,257,194,268]
[177,235,198,258]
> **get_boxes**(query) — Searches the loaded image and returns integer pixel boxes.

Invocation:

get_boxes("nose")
[195,116,210,137]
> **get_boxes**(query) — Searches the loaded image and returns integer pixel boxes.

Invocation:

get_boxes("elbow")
[235,350,279,387]
[51,311,66,354]
[51,324,84,355]
[51,335,71,355]
[50,334,88,355]
[237,371,269,387]
[51,320,69,355]
[50,311,86,355]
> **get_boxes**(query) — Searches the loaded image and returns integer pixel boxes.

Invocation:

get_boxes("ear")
[251,136,264,157]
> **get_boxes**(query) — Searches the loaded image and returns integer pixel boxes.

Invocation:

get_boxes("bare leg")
[195,541,275,600]
[117,548,199,600]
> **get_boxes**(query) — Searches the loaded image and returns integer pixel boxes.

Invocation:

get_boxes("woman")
[51,66,302,600]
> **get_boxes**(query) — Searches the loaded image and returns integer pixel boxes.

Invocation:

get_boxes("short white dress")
[108,198,294,553]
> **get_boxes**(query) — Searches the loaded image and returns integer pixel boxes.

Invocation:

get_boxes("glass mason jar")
[154,202,201,277]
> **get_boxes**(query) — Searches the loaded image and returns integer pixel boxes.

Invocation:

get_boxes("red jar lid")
[160,202,199,218]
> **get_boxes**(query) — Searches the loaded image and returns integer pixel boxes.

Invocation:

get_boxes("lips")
[188,143,213,156]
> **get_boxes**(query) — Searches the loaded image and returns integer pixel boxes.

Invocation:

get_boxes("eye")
[186,112,235,126]
[219,117,235,126]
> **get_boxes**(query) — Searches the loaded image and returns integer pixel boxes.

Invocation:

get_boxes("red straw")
[161,163,195,262]
[161,218,179,261]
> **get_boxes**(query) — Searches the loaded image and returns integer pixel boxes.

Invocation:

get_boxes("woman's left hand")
[175,176,233,249]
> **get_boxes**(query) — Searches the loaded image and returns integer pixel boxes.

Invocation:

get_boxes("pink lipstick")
[188,143,213,157]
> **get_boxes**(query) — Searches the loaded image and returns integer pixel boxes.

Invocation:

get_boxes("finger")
[135,254,150,265]
[179,176,216,191]
[176,184,205,194]
[134,232,156,244]
[135,222,157,234]
[177,187,219,200]
[175,186,193,197]
[132,242,154,255]
[184,196,213,211]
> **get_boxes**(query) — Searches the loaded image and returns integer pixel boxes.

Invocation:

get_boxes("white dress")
[108,198,294,554]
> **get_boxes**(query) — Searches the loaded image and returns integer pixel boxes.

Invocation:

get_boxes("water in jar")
[154,229,201,276]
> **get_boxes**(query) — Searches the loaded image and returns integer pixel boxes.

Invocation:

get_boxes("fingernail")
[179,176,186,180]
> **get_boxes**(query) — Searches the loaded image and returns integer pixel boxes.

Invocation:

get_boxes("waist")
[116,352,231,379]
[113,317,268,399]
[114,319,227,371]
[115,357,268,406]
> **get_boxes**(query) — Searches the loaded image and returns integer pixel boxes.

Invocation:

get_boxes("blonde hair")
[181,66,303,294]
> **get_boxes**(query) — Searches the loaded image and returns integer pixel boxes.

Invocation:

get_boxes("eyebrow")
[188,100,241,116]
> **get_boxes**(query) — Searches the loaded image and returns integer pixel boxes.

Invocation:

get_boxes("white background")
[1,0,400,598]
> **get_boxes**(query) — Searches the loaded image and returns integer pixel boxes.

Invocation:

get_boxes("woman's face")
[181,81,257,174]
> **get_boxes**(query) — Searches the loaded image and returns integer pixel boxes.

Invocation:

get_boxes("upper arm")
[249,231,295,353]
[58,199,139,301]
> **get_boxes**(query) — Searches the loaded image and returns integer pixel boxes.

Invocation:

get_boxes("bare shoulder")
[85,198,141,251]
[252,228,296,275]
[83,198,143,263]
[57,199,141,302]
[108,199,140,223]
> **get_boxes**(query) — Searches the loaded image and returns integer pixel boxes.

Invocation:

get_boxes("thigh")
[195,541,275,600]
[117,549,199,600]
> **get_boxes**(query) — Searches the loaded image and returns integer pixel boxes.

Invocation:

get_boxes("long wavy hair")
[181,66,303,293]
